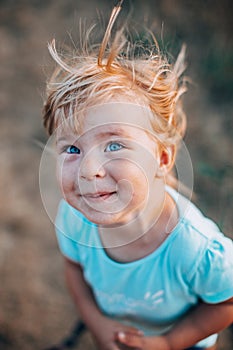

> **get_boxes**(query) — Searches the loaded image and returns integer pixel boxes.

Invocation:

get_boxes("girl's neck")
[99,191,179,263]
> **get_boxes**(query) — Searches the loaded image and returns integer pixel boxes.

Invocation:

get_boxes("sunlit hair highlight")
[43,1,187,148]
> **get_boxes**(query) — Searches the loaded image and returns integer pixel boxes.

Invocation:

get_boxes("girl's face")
[56,102,168,226]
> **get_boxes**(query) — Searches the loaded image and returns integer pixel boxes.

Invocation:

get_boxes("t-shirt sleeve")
[55,200,81,263]
[189,235,233,303]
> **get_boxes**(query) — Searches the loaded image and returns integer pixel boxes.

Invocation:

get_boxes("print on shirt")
[95,289,165,315]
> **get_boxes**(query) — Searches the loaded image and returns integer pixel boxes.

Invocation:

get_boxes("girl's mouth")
[84,191,117,201]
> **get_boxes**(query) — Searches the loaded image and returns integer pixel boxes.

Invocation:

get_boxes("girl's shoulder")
[166,186,233,273]
[166,185,226,241]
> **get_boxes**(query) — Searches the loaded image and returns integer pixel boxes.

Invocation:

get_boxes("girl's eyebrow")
[96,126,131,138]
[56,136,69,144]
[97,130,128,138]
[56,126,131,144]
[56,135,80,145]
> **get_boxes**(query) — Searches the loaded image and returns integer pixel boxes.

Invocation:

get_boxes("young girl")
[43,2,233,349]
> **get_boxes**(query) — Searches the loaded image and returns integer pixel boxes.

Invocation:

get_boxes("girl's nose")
[79,154,106,180]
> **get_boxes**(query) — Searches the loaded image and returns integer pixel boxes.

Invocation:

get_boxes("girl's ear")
[156,145,176,178]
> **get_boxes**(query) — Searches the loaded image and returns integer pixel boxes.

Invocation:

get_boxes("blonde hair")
[43,1,187,149]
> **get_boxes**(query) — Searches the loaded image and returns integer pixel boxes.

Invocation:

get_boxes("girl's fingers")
[126,327,144,336]
[117,331,143,348]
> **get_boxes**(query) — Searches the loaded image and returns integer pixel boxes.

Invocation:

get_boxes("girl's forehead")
[82,102,155,133]
[56,102,156,140]
[56,121,157,146]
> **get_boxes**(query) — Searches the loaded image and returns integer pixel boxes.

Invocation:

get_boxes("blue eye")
[66,145,80,154]
[105,142,123,152]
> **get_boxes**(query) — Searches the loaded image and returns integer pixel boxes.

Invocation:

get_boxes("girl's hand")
[92,316,143,350]
[116,332,171,350]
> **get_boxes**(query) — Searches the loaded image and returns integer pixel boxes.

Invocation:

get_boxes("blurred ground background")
[0,0,232,349]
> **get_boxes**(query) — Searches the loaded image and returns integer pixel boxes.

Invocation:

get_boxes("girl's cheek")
[56,161,62,184]
[56,160,70,187]
[56,154,78,177]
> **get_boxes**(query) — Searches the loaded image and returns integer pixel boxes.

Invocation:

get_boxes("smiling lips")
[83,191,117,201]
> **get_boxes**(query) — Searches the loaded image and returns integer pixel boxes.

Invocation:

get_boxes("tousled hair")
[43,1,187,149]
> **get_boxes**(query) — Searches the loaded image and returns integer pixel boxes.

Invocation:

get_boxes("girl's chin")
[81,213,127,227]
[81,208,144,228]
[75,208,132,226]
[66,196,144,226]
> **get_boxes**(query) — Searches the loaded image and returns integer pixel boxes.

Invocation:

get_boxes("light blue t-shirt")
[55,187,233,348]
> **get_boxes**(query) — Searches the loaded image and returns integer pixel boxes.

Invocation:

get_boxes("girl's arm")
[163,297,233,349]
[64,257,142,350]
[116,298,233,350]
